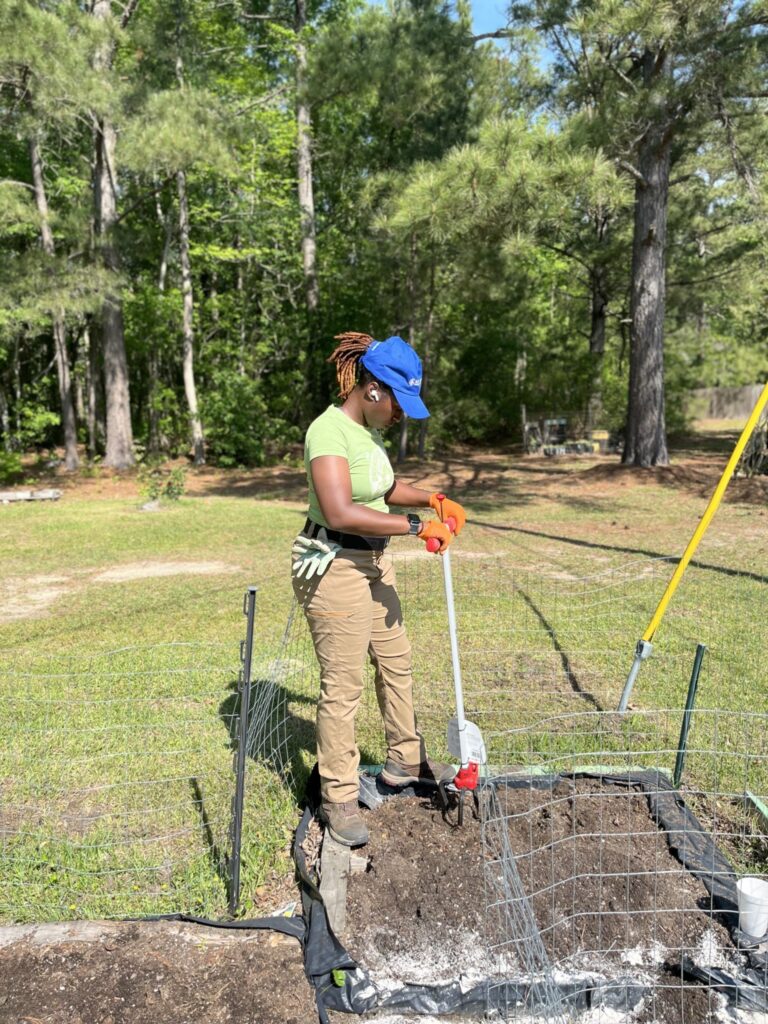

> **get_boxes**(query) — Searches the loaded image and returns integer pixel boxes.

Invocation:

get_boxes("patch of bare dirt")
[0,920,314,1024]
[499,777,734,963]
[633,980,726,1024]
[23,458,308,503]
[92,561,238,583]
[578,461,768,505]
[341,780,742,1024]
[0,574,70,620]
[0,561,242,620]
[16,430,768,510]
[343,795,486,987]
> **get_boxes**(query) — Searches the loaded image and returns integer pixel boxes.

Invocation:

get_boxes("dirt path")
[14,430,768,509]
[0,920,314,1024]
[0,560,241,620]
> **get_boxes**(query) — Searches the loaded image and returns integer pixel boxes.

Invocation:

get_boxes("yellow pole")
[618,380,768,711]
[642,380,768,643]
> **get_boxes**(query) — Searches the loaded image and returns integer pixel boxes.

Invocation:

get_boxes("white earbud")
[371,389,380,402]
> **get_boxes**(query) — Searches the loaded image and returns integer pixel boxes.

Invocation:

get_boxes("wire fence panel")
[0,643,243,922]
[5,515,767,1024]
[246,527,767,1020]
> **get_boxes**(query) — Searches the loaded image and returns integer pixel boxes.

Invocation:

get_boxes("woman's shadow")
[218,669,382,805]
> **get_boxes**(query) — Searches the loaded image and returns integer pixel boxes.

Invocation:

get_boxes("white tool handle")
[441,547,468,757]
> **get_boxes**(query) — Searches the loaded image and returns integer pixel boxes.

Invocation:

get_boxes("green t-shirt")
[304,405,394,528]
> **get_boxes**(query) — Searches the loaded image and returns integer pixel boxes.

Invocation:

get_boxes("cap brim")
[393,389,430,419]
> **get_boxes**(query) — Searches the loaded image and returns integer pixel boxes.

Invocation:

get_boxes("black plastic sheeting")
[150,768,768,1021]
[294,767,768,1021]
[141,911,305,940]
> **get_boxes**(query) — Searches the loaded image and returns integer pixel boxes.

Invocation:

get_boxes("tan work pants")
[292,547,425,804]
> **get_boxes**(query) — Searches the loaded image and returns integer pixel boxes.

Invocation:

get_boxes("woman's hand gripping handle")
[423,515,457,554]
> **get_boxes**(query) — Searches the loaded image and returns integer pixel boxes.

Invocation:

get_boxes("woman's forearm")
[320,504,412,536]
[385,480,432,509]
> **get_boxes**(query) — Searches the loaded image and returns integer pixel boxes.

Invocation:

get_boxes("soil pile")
[343,794,491,991]
[496,777,734,964]
[342,780,743,1023]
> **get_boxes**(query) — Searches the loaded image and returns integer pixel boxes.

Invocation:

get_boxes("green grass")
[1,450,767,923]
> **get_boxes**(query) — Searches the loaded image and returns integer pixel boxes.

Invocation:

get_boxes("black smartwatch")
[406,513,422,536]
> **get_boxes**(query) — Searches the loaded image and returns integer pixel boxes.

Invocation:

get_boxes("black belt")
[303,518,388,551]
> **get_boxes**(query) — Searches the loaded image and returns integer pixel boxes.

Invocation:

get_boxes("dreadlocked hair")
[328,332,374,400]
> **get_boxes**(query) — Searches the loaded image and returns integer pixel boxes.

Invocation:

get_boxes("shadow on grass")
[671,430,741,456]
[219,677,380,807]
[516,588,604,712]
[475,521,768,586]
[189,775,230,894]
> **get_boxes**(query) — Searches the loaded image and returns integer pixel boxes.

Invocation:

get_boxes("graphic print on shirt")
[369,443,394,498]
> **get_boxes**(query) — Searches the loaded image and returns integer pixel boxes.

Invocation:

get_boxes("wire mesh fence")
[248,534,768,779]
[246,526,767,1021]
[3,515,767,1022]
[0,633,284,923]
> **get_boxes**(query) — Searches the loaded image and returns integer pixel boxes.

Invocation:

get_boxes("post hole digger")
[425,505,487,826]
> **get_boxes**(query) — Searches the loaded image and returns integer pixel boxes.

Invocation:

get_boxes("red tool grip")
[425,514,457,554]
[452,762,479,790]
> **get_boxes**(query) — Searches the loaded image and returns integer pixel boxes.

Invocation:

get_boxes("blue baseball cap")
[360,335,430,419]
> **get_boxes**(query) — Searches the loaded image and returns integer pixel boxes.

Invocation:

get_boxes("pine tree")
[506,0,768,465]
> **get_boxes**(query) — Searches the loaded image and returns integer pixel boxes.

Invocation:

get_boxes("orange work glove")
[419,520,453,554]
[429,493,467,536]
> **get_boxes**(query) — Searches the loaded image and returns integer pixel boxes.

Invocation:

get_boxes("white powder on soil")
[358,927,498,993]
[359,927,756,1023]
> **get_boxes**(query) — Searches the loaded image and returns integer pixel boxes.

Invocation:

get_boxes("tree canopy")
[1,0,766,472]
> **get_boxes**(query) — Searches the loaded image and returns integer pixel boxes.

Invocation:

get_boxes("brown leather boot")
[318,800,369,847]
[380,757,456,788]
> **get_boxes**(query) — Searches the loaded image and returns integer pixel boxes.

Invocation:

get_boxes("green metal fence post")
[229,585,257,915]
[673,643,707,790]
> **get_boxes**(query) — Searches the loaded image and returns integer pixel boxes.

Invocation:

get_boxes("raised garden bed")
[334,774,762,1023]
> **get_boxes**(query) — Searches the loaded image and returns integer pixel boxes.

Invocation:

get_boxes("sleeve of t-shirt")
[305,413,349,461]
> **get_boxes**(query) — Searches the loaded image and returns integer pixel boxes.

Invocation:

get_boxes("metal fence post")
[229,585,257,915]
[673,643,706,790]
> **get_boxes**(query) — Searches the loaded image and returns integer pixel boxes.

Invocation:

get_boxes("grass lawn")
[1,433,767,922]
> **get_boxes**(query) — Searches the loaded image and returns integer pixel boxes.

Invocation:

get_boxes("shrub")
[138,464,187,502]
[0,451,23,485]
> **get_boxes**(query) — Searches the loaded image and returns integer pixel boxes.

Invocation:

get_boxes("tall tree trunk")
[12,336,21,442]
[93,0,134,469]
[586,264,608,433]
[74,326,86,425]
[623,50,671,468]
[295,0,319,317]
[148,192,173,455]
[397,339,411,463]
[29,135,79,471]
[235,252,247,376]
[417,250,437,460]
[84,321,104,459]
[177,168,205,464]
[0,384,10,450]
[398,233,419,463]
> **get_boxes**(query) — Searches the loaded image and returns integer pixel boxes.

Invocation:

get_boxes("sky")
[367,1,510,37]
[470,0,509,36]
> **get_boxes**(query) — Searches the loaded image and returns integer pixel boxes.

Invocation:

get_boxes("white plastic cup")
[737,876,768,938]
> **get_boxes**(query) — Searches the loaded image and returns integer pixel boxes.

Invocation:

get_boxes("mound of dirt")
[343,794,489,991]
[578,460,768,504]
[497,776,734,962]
[341,779,742,1024]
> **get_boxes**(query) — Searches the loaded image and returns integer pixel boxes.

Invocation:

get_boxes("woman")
[292,331,467,848]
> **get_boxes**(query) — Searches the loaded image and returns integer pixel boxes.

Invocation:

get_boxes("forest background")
[1,0,766,478]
